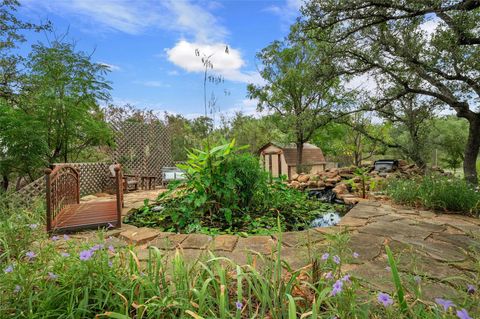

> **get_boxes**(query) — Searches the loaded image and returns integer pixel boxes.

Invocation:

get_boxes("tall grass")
[385,174,480,215]
[0,198,478,318]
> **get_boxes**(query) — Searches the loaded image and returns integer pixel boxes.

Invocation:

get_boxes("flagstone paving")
[75,189,479,301]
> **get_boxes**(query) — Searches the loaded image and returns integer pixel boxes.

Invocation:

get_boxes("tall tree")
[248,24,346,170]
[0,39,113,190]
[304,0,480,183]
[0,0,50,190]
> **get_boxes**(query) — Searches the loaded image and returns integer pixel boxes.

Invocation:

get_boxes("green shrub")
[124,140,337,234]
[386,174,480,214]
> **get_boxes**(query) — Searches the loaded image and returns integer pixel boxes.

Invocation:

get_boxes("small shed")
[258,142,327,180]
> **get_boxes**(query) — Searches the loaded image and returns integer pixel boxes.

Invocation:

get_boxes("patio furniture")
[45,164,123,233]
[140,175,157,190]
[109,164,139,193]
[161,167,186,187]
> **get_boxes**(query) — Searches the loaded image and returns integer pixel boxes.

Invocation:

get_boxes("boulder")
[290,181,300,189]
[291,173,299,181]
[308,180,317,187]
[333,183,348,195]
[317,180,325,188]
[297,174,310,183]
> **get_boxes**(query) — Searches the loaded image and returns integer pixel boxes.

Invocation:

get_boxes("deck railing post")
[45,168,52,232]
[114,164,123,228]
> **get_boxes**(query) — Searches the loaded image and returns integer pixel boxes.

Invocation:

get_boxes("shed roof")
[258,142,326,166]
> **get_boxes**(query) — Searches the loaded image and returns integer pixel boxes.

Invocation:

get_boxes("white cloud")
[23,0,226,42]
[162,0,227,43]
[23,0,160,34]
[98,62,121,71]
[165,40,263,84]
[264,0,304,26]
[344,73,378,93]
[168,70,180,76]
[136,80,171,88]
[420,15,440,38]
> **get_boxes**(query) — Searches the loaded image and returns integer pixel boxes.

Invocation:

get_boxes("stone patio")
[75,189,479,301]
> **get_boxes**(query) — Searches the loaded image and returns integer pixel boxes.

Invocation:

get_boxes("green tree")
[0,0,50,190]
[248,24,346,171]
[304,0,480,183]
[432,116,468,173]
[0,39,113,190]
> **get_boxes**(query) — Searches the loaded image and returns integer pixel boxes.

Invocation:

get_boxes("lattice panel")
[111,121,173,184]
[59,162,111,196]
[16,176,45,206]
[16,162,112,204]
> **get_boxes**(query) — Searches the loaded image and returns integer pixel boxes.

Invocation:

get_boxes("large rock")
[308,180,317,187]
[333,183,348,195]
[210,235,239,252]
[290,181,300,189]
[297,174,310,183]
[291,173,299,181]
[120,228,161,245]
[180,233,212,249]
[236,236,276,254]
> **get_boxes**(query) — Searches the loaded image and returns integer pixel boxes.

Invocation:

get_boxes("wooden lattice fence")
[16,119,172,204]
[16,162,112,204]
[111,121,172,184]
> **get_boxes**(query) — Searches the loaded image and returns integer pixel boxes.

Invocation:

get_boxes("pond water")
[307,188,346,227]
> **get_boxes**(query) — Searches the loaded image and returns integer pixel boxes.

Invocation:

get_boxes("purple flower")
[385,266,391,272]
[107,223,114,229]
[14,285,21,293]
[4,265,13,273]
[48,272,58,280]
[108,245,115,253]
[321,253,329,261]
[63,234,70,240]
[341,274,351,283]
[414,275,421,284]
[79,250,94,261]
[333,255,340,264]
[29,224,38,230]
[108,261,113,267]
[435,298,455,311]
[466,284,475,294]
[91,244,104,251]
[456,309,472,319]
[330,279,343,296]
[61,252,70,257]
[353,252,359,258]
[51,236,60,241]
[377,292,393,307]
[235,301,243,310]
[25,251,36,260]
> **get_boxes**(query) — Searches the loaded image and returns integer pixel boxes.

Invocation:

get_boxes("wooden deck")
[51,201,119,232]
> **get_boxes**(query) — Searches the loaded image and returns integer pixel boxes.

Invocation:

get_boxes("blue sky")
[18,0,302,119]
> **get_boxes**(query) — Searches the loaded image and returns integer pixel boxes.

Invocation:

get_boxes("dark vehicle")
[374,159,399,172]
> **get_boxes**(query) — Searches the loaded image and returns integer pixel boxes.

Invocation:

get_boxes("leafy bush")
[386,174,480,215]
[124,140,338,234]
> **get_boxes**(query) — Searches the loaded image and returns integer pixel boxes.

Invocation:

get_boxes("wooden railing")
[45,165,80,231]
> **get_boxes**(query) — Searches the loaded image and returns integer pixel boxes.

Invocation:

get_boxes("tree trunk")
[463,115,480,185]
[296,141,304,173]
[1,175,8,192]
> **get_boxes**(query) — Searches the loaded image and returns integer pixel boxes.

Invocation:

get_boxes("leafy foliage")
[386,174,480,215]
[125,140,338,234]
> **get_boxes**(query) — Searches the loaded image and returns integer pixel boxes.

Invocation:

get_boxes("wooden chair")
[45,164,124,233]
[109,164,139,193]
